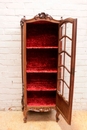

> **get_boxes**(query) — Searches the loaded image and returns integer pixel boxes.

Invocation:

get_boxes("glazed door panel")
[56,18,77,124]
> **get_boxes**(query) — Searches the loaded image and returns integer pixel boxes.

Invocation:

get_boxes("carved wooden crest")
[20,13,53,26]
[34,12,53,20]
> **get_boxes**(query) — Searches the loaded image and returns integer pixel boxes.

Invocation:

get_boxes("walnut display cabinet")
[20,12,77,125]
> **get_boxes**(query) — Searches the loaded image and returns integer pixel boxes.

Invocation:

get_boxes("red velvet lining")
[27,91,56,106]
[26,22,58,48]
[26,49,58,72]
[26,21,58,107]
[27,73,57,91]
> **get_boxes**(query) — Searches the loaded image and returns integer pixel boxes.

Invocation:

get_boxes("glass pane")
[59,52,64,66]
[63,83,69,102]
[64,68,70,87]
[59,66,63,80]
[66,38,72,56]
[59,24,65,38]
[65,53,71,72]
[59,38,65,53]
[57,79,69,102]
[57,80,63,95]
[59,52,71,72]
[58,67,64,79]
[66,23,72,39]
[58,53,63,66]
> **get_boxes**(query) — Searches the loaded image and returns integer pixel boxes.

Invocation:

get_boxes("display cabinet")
[20,12,77,124]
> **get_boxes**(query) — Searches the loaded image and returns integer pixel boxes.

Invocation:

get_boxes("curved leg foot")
[23,109,27,123]
[56,113,59,122]
[23,117,27,123]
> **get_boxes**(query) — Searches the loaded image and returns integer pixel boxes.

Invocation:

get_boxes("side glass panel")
[66,23,72,39]
[63,82,69,101]
[57,22,72,103]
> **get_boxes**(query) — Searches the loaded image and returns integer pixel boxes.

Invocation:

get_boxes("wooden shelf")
[26,69,57,73]
[26,46,58,49]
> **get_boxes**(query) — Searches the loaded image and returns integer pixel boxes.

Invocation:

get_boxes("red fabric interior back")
[26,21,58,106]
[26,49,58,72]
[27,91,56,106]
[27,73,57,91]
[26,22,58,47]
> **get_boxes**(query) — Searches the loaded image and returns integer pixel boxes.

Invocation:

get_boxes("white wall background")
[0,0,87,110]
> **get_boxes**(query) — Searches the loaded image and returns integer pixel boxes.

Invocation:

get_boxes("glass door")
[56,18,77,124]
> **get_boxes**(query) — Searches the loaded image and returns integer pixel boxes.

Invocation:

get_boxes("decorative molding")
[34,12,53,20]
[21,83,24,111]
[20,16,26,26]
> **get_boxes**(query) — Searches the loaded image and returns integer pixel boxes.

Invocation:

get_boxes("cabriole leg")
[56,109,60,122]
[23,117,27,123]
[23,107,27,123]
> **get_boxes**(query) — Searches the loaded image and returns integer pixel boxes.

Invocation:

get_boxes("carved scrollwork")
[34,12,53,20]
[28,107,54,112]
[20,16,26,26]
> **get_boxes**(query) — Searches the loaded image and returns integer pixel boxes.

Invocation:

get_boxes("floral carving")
[34,12,53,20]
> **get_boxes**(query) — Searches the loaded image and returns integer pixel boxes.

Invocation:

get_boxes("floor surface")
[0,110,87,130]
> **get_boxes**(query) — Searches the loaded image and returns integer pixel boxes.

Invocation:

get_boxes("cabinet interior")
[26,21,58,107]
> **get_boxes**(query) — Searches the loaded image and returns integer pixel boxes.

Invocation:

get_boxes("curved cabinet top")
[20,12,62,26]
